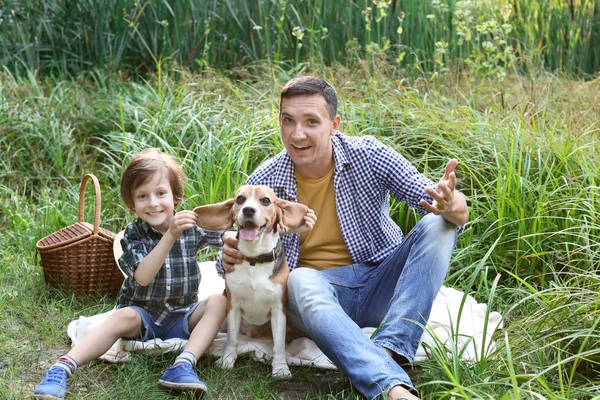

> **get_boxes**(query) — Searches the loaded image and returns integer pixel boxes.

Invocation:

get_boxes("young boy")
[34,148,227,399]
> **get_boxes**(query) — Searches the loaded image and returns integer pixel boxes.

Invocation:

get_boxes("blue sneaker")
[34,366,68,399]
[158,362,207,397]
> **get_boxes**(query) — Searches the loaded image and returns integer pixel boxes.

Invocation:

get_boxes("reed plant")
[1,0,598,78]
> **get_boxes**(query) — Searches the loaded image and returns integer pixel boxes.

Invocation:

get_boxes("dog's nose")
[242,207,256,217]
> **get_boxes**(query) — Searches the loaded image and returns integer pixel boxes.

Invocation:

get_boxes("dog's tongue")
[239,223,260,241]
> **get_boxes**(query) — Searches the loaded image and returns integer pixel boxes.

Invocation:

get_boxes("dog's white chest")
[226,261,284,325]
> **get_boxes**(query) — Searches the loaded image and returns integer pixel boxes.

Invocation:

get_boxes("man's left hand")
[420,159,468,226]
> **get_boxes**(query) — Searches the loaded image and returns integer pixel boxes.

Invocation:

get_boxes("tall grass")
[1,0,598,78]
[1,63,599,398]
[2,63,598,276]
[511,0,600,75]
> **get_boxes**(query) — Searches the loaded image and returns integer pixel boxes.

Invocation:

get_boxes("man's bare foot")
[383,349,419,399]
[387,385,419,400]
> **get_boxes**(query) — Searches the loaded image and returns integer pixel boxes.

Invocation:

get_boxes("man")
[220,76,468,400]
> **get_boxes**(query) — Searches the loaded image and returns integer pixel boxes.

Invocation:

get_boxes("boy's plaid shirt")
[117,218,222,325]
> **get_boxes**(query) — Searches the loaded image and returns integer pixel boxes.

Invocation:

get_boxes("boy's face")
[132,170,175,233]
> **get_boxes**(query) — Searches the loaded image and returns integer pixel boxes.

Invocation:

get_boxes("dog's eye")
[235,195,246,205]
[260,197,271,206]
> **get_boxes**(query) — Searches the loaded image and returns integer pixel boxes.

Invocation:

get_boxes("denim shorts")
[128,302,201,341]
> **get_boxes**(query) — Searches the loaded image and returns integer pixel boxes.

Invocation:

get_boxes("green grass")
[1,0,598,77]
[1,62,599,398]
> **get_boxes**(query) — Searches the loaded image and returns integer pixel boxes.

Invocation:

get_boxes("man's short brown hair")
[280,76,338,119]
[120,148,187,211]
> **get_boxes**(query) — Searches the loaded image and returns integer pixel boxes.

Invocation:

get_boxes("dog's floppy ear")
[275,199,309,232]
[194,199,235,231]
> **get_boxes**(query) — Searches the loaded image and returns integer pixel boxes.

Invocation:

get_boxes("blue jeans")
[287,214,457,399]
[128,302,201,341]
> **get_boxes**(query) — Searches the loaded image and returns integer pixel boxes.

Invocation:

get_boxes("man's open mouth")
[238,221,266,241]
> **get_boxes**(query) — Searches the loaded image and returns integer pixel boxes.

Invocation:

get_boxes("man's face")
[278,94,340,179]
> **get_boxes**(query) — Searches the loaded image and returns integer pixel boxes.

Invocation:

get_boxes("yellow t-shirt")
[296,167,353,270]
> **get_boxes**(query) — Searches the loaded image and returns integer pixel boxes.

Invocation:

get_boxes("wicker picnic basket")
[36,174,124,298]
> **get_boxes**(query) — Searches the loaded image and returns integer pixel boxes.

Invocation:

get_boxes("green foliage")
[1,0,598,78]
[1,64,599,398]
[511,0,600,75]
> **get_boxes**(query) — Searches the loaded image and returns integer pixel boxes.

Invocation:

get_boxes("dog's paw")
[272,364,291,379]
[217,353,237,369]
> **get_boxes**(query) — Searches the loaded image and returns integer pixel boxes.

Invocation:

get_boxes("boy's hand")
[134,210,198,287]
[280,208,317,235]
[168,210,198,239]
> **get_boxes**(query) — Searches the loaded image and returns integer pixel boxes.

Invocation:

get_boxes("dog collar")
[243,239,285,267]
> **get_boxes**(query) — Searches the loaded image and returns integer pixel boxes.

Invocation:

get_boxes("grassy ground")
[0,63,599,399]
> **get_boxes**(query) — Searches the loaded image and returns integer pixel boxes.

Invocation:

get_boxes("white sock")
[174,351,197,367]
[54,355,79,376]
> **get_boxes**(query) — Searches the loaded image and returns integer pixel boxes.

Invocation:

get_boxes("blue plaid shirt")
[217,132,451,275]
[117,218,222,326]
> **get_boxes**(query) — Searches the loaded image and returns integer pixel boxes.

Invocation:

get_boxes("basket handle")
[78,174,102,234]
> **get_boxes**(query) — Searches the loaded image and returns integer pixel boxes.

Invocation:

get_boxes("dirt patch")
[3,342,70,398]
[34,345,72,370]
[276,370,354,399]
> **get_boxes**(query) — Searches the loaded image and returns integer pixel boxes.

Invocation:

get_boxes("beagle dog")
[194,185,309,378]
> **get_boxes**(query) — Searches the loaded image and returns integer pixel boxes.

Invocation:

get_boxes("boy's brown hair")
[120,148,187,211]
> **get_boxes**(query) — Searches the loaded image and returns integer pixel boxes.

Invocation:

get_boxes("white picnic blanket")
[67,261,503,368]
